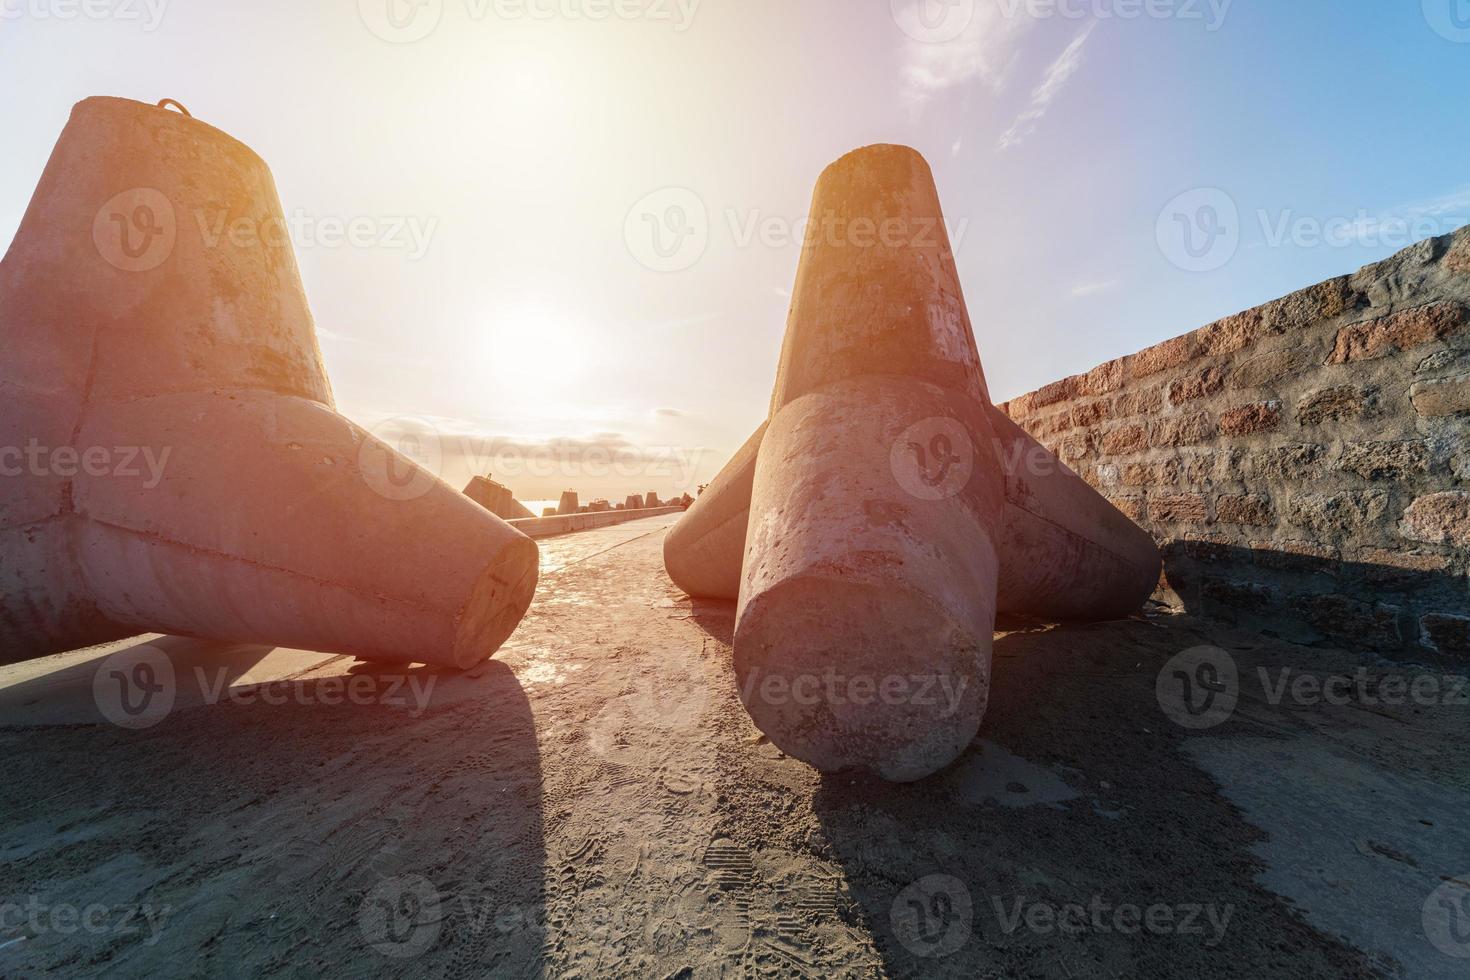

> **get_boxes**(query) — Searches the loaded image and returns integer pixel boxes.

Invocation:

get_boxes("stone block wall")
[999,227,1470,658]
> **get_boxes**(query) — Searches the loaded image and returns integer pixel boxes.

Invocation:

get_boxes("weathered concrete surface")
[0,97,537,669]
[0,513,1457,978]
[662,421,768,600]
[739,378,1003,782]
[665,410,1162,620]
[557,491,579,516]
[734,145,1005,782]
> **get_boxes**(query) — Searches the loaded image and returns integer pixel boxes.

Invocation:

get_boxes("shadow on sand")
[0,641,547,978]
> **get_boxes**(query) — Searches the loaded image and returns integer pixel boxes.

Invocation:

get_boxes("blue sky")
[2,0,1468,497]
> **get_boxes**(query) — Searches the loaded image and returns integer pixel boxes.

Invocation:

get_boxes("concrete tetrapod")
[664,409,1161,619]
[0,97,539,669]
[733,144,1005,782]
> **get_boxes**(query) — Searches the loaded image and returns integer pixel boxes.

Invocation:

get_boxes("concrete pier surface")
[1,511,1462,978]
[0,97,537,669]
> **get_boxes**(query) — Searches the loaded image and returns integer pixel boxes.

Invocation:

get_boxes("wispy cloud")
[1327,187,1470,248]
[997,22,1098,151]
[900,4,1034,109]
[1070,279,1118,297]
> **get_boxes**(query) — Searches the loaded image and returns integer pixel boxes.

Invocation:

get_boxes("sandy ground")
[2,513,1469,978]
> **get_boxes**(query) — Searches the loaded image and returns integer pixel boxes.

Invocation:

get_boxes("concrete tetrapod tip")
[664,409,1162,619]
[662,421,768,600]
[0,96,538,669]
[733,144,1005,782]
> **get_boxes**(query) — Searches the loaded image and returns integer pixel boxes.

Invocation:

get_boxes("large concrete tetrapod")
[665,409,1161,618]
[734,145,1005,782]
[0,97,539,669]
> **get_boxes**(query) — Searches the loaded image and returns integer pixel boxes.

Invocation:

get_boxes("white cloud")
[997,22,1098,151]
[1070,279,1118,297]
[1327,187,1470,248]
[900,3,1035,108]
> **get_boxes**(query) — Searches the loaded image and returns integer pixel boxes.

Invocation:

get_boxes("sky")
[3,0,1469,502]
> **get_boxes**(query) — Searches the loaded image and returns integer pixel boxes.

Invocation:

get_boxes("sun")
[484,301,590,404]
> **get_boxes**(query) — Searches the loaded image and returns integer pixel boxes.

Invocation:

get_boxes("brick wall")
[999,227,1470,658]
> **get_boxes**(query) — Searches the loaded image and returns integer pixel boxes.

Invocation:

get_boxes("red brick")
[1151,493,1209,524]
[1287,491,1390,537]
[1080,359,1126,396]
[1168,366,1228,404]
[1297,386,1371,426]
[1113,385,1164,417]
[1071,400,1110,427]
[1216,494,1274,526]
[1100,423,1148,456]
[1121,459,1180,488]
[1228,346,1313,389]
[1262,278,1354,333]
[1445,234,1470,276]
[1328,302,1467,363]
[1218,401,1282,436]
[1060,433,1094,462]
[1400,492,1470,547]
[1108,496,1146,521]
[1409,374,1470,416]
[1197,309,1264,356]
[1337,441,1430,480]
[1030,376,1078,409]
[1245,444,1326,481]
[1150,412,1212,448]
[1130,335,1199,378]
